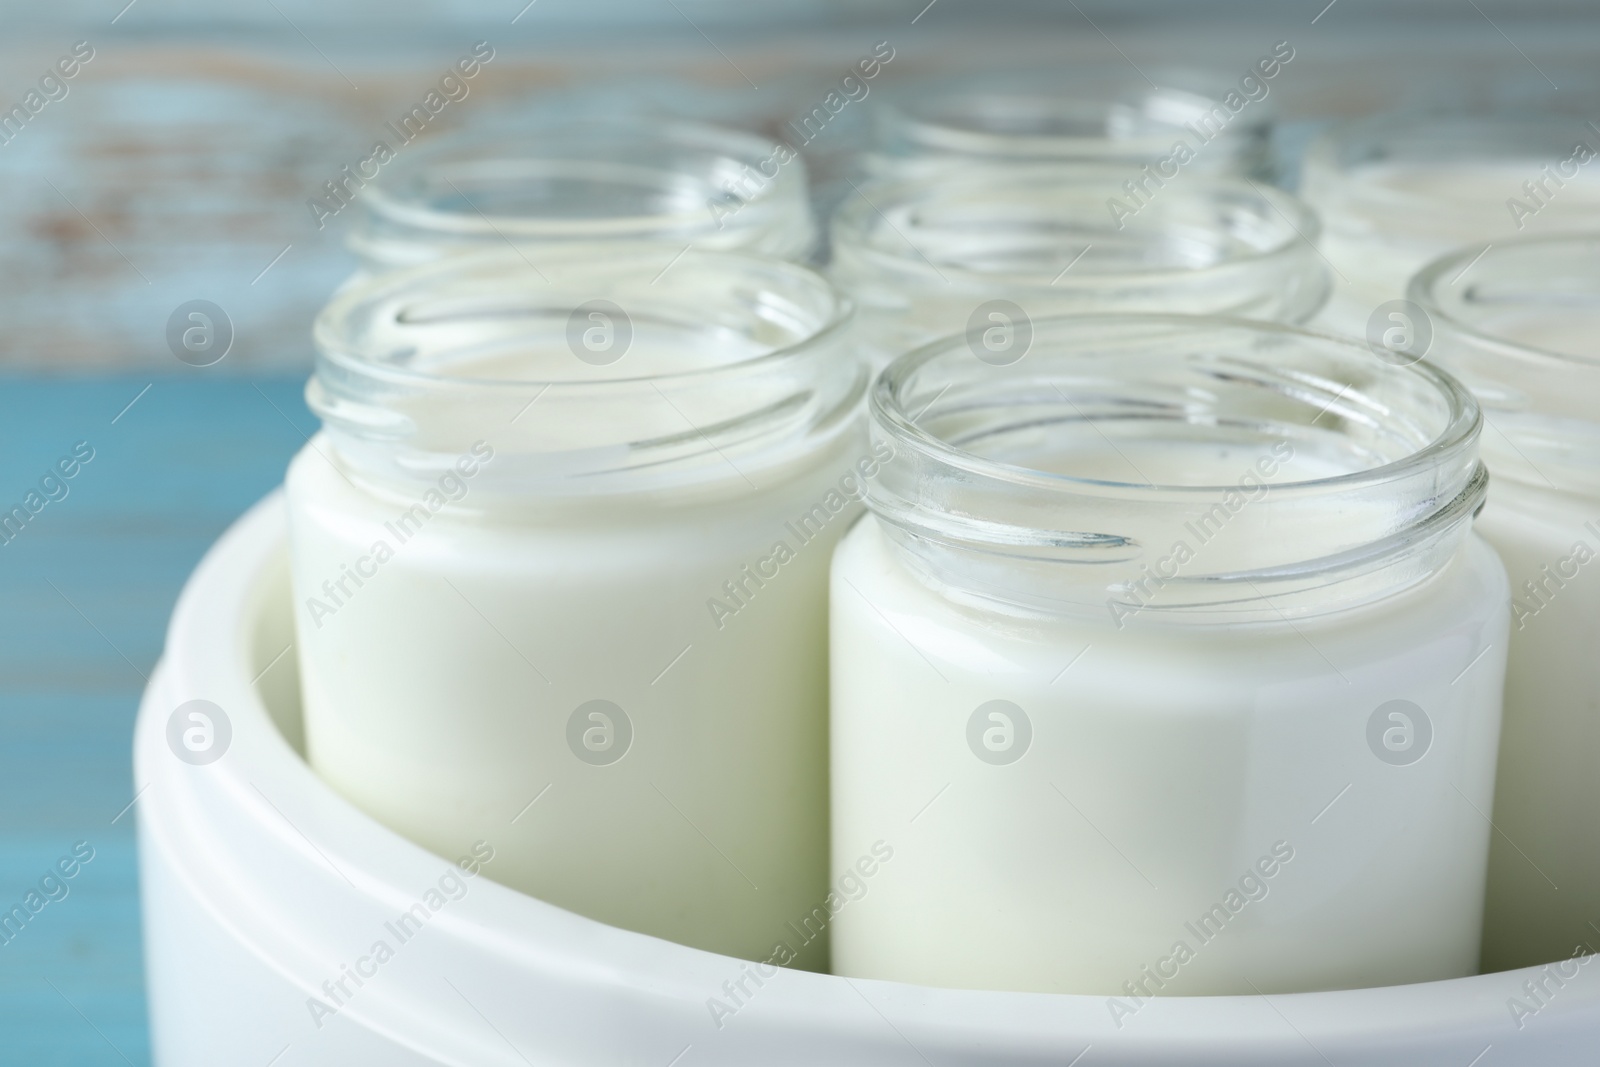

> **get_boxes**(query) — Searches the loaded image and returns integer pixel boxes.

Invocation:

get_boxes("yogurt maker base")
[134,492,1600,1065]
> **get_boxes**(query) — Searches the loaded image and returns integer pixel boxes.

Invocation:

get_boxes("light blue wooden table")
[0,375,317,1067]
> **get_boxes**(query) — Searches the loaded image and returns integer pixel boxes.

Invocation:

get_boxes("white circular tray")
[134,492,1600,1065]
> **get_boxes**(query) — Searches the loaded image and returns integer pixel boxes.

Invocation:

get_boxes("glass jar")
[828,170,1328,367]
[288,248,863,969]
[347,119,817,272]
[867,68,1275,181]
[1409,235,1600,972]
[830,314,1507,996]
[1301,113,1600,336]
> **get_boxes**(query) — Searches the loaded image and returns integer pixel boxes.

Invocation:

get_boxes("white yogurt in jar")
[829,315,1508,995]
[1411,236,1600,971]
[287,249,863,968]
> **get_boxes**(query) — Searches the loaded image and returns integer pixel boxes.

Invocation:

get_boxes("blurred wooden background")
[0,1,1597,372]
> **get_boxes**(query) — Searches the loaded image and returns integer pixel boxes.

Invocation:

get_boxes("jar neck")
[349,120,817,270]
[865,315,1484,625]
[1410,235,1600,499]
[310,250,863,502]
[872,78,1272,178]
[829,171,1328,338]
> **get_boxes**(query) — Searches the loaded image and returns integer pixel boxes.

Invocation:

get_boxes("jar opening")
[311,250,861,498]
[352,120,815,267]
[373,158,740,232]
[872,68,1272,175]
[893,87,1256,150]
[368,291,813,385]
[1411,234,1600,494]
[866,315,1483,622]
[834,172,1317,284]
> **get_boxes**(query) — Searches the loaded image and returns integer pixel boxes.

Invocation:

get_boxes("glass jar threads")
[829,169,1328,367]
[348,119,818,272]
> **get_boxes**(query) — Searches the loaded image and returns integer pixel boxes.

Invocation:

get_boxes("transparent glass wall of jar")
[346,119,817,273]
[864,64,1279,182]
[1410,235,1600,973]
[828,170,1328,368]
[830,315,1508,995]
[288,249,864,968]
[1301,113,1600,337]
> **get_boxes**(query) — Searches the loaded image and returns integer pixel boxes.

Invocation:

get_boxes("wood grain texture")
[1,17,1595,372]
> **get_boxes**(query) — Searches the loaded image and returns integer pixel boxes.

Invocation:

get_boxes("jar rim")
[874,313,1478,500]
[873,68,1273,156]
[355,118,805,242]
[1407,233,1600,494]
[1408,232,1600,374]
[881,95,1267,156]
[314,247,856,392]
[309,247,863,497]
[864,313,1484,620]
[830,170,1321,290]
